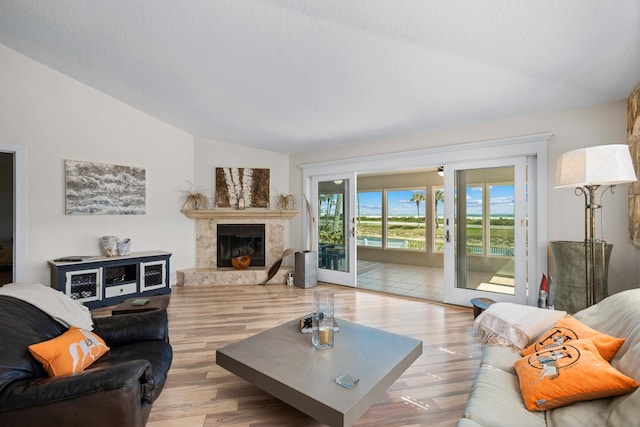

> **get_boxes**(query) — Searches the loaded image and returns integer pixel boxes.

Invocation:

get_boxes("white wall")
[193,137,290,208]
[0,44,195,285]
[291,101,639,295]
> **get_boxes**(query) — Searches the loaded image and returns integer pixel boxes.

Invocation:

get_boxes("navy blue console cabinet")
[49,251,171,309]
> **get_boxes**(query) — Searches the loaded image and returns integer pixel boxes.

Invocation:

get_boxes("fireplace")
[178,209,297,286]
[216,224,266,268]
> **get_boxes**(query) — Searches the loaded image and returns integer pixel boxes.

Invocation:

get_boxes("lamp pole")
[577,184,612,308]
[581,185,598,308]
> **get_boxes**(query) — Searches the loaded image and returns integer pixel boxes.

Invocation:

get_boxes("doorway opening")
[0,152,13,285]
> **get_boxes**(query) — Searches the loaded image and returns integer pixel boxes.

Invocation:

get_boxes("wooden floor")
[109,284,483,427]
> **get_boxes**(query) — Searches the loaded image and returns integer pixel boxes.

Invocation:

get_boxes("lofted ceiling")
[1,0,639,154]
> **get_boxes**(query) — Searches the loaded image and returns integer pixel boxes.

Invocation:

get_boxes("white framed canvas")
[65,160,146,215]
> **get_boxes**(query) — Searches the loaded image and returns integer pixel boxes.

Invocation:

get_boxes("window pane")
[386,189,426,251]
[467,185,483,255]
[433,187,444,252]
[454,166,517,295]
[489,184,515,257]
[318,193,343,245]
[318,182,346,271]
[356,191,382,247]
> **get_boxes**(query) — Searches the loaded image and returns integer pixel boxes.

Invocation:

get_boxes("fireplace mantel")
[181,209,298,220]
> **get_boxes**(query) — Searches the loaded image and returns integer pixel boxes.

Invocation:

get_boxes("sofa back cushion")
[0,296,67,393]
[574,289,640,380]
[556,289,640,427]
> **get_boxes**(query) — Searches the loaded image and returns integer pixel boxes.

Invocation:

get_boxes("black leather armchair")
[0,295,172,427]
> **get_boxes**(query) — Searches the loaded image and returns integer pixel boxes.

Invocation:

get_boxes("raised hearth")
[177,266,293,287]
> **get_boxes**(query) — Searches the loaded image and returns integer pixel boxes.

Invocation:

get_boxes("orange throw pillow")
[521,315,624,361]
[514,339,639,411]
[28,327,110,376]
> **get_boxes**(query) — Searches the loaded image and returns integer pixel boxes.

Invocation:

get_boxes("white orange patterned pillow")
[514,339,639,411]
[521,315,625,361]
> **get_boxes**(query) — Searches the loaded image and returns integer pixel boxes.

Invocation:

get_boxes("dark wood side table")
[112,295,170,315]
[470,297,495,319]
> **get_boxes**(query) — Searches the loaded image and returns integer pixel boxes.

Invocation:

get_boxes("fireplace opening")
[217,224,265,268]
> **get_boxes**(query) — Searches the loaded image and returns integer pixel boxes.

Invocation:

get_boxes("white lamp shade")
[555,144,637,188]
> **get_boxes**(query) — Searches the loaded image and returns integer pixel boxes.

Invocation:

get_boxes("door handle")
[446,230,450,243]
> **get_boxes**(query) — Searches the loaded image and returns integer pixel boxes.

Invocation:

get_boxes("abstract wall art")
[65,160,146,215]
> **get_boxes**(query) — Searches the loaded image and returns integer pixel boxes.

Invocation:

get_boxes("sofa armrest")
[0,359,153,413]
[92,309,169,346]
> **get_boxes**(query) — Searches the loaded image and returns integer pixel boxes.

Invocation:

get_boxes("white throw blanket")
[472,302,566,350]
[0,282,93,330]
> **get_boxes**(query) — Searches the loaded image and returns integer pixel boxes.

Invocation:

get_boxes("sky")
[356,185,515,217]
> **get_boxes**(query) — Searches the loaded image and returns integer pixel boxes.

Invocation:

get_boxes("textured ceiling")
[1,0,639,154]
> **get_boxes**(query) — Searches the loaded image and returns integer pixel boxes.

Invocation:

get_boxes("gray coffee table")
[216,317,422,427]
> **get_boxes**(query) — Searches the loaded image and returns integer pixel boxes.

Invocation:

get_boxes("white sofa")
[457,288,640,427]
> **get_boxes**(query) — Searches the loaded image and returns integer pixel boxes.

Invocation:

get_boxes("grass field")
[320,215,515,253]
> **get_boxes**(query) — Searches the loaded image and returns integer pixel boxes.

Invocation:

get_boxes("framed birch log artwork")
[215,167,270,208]
[65,160,146,215]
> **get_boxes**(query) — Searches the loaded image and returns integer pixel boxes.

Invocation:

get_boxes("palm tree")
[333,194,343,232]
[409,192,425,228]
[319,194,332,217]
[434,189,444,229]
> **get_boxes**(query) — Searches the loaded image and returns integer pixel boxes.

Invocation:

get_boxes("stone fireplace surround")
[177,209,297,286]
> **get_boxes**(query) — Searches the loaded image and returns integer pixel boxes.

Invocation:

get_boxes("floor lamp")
[555,144,637,308]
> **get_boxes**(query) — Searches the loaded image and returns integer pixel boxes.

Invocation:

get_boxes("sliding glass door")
[311,173,357,286]
[444,157,528,305]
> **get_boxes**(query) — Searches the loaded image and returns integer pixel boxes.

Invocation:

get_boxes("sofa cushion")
[546,397,613,427]
[514,339,639,411]
[521,315,625,361]
[28,328,110,376]
[0,283,93,330]
[91,340,172,403]
[573,289,640,379]
[0,296,67,393]
[479,345,521,374]
[458,363,546,427]
[92,309,169,347]
[565,289,640,427]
